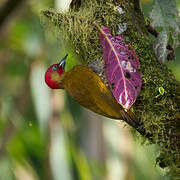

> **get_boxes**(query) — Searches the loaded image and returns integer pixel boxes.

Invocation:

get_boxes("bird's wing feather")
[63,65,124,119]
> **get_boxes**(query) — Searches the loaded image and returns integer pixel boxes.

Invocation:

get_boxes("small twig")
[146,23,158,37]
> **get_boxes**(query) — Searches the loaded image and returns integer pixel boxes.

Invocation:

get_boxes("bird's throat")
[51,71,65,89]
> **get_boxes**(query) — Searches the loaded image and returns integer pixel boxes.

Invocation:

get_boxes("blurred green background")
[0,0,179,179]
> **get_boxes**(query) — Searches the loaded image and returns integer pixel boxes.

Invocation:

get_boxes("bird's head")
[45,54,68,89]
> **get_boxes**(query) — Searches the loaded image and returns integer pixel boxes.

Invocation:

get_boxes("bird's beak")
[59,54,68,68]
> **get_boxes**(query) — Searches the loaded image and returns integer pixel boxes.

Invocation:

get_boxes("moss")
[41,0,180,178]
[129,36,180,178]
[41,1,129,64]
[132,33,180,178]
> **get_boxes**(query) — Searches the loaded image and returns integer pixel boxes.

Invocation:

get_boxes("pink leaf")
[98,26,142,109]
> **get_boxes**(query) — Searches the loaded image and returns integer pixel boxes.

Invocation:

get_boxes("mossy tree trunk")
[42,0,180,177]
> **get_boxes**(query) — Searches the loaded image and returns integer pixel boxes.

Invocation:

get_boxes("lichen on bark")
[41,0,180,178]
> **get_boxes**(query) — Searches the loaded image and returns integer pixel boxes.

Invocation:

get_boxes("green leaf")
[150,0,180,62]
[158,87,165,95]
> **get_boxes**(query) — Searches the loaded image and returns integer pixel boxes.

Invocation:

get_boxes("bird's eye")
[52,65,58,71]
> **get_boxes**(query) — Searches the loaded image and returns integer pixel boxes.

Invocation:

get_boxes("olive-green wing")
[63,65,124,119]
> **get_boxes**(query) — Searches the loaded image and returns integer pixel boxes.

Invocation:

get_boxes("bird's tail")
[120,109,147,137]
